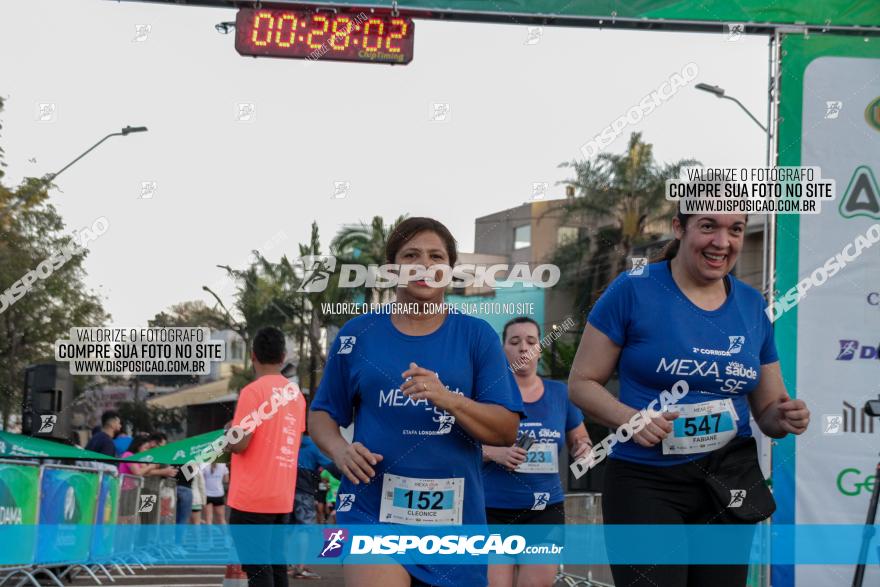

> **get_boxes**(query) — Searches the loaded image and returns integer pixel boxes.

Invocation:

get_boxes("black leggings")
[602,457,755,587]
[228,508,290,587]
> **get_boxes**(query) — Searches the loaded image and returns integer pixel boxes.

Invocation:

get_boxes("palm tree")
[331,214,407,304]
[556,132,698,305]
[280,222,360,393]
[202,256,301,376]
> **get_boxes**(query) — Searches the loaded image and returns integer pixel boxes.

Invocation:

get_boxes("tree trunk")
[309,344,317,397]
[3,312,21,431]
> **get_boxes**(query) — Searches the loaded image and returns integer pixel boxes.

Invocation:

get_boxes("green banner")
[0,431,116,461]
[773,32,880,587]
[135,0,880,28]
[0,429,228,465]
[0,461,40,525]
[122,429,225,465]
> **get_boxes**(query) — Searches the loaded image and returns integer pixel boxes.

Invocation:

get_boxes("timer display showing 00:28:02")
[235,9,415,64]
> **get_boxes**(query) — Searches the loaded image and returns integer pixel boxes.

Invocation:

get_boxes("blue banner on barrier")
[0,524,876,566]
[35,468,99,564]
[90,473,119,560]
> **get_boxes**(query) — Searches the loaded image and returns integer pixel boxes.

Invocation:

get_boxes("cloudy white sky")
[1,0,768,327]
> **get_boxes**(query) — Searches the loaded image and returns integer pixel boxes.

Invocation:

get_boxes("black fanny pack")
[703,436,776,523]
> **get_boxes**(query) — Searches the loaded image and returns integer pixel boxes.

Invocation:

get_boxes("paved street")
[62,563,611,586]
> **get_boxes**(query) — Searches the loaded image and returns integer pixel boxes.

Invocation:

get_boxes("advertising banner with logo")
[35,466,99,564]
[0,461,40,565]
[91,472,120,560]
[122,428,224,465]
[0,430,115,461]
[774,34,880,587]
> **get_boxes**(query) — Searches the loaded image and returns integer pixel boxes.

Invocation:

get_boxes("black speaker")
[22,363,73,439]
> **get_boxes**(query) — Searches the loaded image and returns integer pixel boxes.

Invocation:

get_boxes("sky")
[1,0,769,327]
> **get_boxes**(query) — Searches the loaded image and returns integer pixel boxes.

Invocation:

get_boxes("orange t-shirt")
[227,374,306,513]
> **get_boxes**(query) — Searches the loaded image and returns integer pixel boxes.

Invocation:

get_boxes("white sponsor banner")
[795,55,880,587]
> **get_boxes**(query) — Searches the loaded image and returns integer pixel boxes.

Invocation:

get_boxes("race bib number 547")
[661,399,738,455]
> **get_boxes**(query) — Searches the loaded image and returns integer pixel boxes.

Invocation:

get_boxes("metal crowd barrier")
[159,478,178,526]
[555,492,613,587]
[0,460,179,587]
[555,492,770,587]
[0,459,43,587]
[36,463,103,586]
[135,475,178,562]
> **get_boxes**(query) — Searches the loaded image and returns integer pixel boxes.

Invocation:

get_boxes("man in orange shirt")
[226,326,306,587]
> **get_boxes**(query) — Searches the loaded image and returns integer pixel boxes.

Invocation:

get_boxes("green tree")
[149,300,228,330]
[130,301,232,392]
[116,400,185,436]
[0,97,108,429]
[202,256,299,390]
[331,214,407,304]
[555,132,697,309]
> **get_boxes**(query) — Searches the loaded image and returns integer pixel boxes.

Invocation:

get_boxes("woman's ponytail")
[651,209,689,263]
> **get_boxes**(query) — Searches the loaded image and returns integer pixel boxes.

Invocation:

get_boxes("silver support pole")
[769,28,782,306]
[762,27,784,587]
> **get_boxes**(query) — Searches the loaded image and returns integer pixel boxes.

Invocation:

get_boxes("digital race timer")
[235,8,414,65]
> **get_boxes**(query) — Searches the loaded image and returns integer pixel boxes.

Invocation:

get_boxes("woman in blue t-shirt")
[482,316,591,587]
[309,217,525,587]
[568,211,811,587]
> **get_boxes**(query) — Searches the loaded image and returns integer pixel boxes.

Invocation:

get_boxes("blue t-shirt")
[311,309,524,587]
[113,435,132,457]
[587,261,778,466]
[298,435,333,472]
[482,379,583,509]
[85,431,116,457]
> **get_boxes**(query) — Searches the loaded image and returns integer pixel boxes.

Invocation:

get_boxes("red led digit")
[330,17,352,50]
[362,18,384,52]
[306,15,329,49]
[385,18,407,53]
[251,11,274,47]
[275,14,298,48]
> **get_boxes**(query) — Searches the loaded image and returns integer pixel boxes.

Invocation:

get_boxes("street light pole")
[0,125,148,222]
[695,83,769,134]
[697,76,778,587]
[695,83,773,296]
[43,125,148,183]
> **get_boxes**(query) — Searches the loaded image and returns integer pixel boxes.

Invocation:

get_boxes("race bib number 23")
[515,443,559,474]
